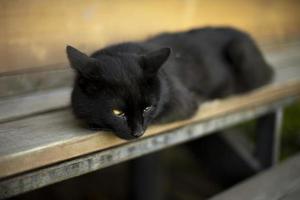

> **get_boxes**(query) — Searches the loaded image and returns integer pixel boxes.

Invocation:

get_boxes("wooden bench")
[0,43,299,199]
[209,153,300,200]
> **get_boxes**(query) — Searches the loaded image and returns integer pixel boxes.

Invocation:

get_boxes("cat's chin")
[87,124,110,131]
[114,132,143,140]
[87,124,143,140]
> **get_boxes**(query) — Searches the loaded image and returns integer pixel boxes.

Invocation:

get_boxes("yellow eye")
[112,109,125,117]
[144,106,152,112]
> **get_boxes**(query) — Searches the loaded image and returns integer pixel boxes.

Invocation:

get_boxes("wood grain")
[0,80,299,179]
[0,100,294,199]
[1,0,300,74]
[0,87,70,123]
[0,67,73,98]
[210,153,300,200]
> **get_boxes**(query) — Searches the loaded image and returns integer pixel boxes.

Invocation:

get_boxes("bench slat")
[0,87,70,123]
[0,94,298,199]
[210,153,300,200]
[0,67,72,98]
[0,80,299,180]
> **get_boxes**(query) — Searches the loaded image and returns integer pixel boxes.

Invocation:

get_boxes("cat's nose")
[132,128,145,138]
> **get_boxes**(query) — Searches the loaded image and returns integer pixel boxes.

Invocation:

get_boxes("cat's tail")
[226,33,274,93]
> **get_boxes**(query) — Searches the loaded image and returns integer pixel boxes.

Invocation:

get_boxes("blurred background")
[1,0,300,74]
[1,0,300,199]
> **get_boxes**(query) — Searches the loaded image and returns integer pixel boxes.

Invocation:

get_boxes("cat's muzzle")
[131,129,145,138]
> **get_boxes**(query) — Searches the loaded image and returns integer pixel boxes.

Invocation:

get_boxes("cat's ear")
[141,48,171,76]
[66,45,91,75]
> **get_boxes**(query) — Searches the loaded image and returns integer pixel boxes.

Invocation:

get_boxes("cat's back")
[145,27,247,52]
[91,27,247,59]
[145,27,256,98]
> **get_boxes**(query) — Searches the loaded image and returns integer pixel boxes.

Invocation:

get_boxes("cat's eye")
[112,109,125,117]
[143,106,152,112]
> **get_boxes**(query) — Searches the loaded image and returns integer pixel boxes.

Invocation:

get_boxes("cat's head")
[66,45,170,140]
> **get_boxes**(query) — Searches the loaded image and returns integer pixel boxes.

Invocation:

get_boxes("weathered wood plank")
[0,67,73,98]
[265,43,300,66]
[275,66,300,83]
[0,87,70,123]
[209,153,300,200]
[0,96,297,199]
[0,80,299,180]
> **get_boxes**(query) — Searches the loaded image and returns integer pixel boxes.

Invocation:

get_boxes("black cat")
[66,27,273,140]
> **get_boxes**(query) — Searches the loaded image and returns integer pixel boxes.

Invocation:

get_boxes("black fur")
[66,27,273,140]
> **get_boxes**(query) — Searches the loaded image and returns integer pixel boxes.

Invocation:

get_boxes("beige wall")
[1,0,300,74]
